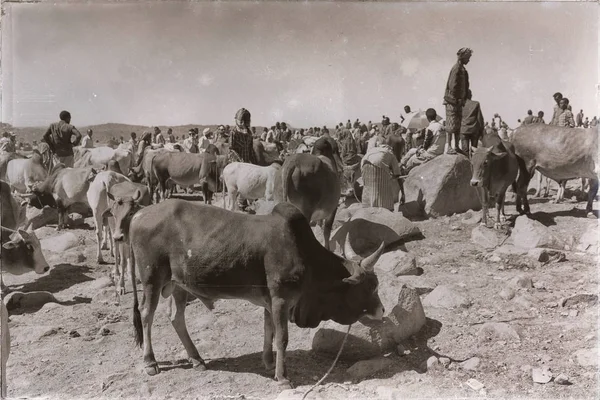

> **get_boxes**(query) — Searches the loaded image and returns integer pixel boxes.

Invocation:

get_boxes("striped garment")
[230,128,257,164]
[557,110,575,128]
[361,163,399,211]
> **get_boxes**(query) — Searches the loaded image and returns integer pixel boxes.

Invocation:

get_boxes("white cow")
[3,151,48,193]
[74,146,132,176]
[86,171,130,264]
[223,162,281,211]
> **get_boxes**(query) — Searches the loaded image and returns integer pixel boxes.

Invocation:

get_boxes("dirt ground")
[3,181,598,400]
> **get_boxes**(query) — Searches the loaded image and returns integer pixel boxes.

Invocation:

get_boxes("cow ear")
[102,208,113,220]
[3,240,19,250]
[342,274,363,285]
[17,229,30,240]
[132,189,141,202]
[106,191,115,201]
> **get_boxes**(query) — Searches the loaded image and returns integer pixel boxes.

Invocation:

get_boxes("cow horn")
[132,189,141,202]
[360,242,385,271]
[343,235,361,262]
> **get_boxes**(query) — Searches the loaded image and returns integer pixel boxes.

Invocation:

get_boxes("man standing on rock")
[443,47,472,156]
[43,110,82,167]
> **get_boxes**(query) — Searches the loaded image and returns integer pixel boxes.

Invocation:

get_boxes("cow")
[127,200,385,385]
[275,139,341,250]
[222,162,282,211]
[4,150,48,193]
[254,140,283,166]
[0,180,27,231]
[470,130,520,228]
[511,124,599,217]
[103,181,150,296]
[74,146,133,176]
[128,147,178,203]
[1,185,50,398]
[22,165,97,230]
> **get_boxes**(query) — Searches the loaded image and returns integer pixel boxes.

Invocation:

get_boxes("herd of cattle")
[0,122,598,393]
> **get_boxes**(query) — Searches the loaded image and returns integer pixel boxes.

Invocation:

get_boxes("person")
[43,110,82,167]
[167,128,176,143]
[129,132,138,150]
[590,116,598,127]
[401,108,446,172]
[550,92,563,125]
[367,120,372,132]
[339,129,361,166]
[444,47,472,155]
[361,141,404,211]
[557,98,575,128]
[460,90,484,157]
[281,122,292,144]
[81,129,94,148]
[0,132,15,154]
[583,117,589,128]
[260,127,268,141]
[182,129,199,153]
[135,131,153,166]
[346,119,352,129]
[492,114,503,131]
[199,128,212,152]
[366,129,382,151]
[576,110,584,127]
[153,127,165,145]
[400,105,412,124]
[532,111,545,124]
[522,110,535,125]
[230,108,257,210]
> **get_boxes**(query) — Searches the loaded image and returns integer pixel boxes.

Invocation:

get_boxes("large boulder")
[374,250,421,277]
[25,206,58,229]
[471,225,505,249]
[40,232,81,253]
[400,154,481,217]
[423,285,471,309]
[331,207,421,257]
[510,216,566,250]
[312,284,425,360]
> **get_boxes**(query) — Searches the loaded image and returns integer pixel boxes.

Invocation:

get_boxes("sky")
[2,1,598,128]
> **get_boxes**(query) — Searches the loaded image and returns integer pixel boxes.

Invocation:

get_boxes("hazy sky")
[2,1,598,128]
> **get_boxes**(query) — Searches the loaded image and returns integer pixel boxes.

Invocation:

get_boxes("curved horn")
[360,242,385,271]
[343,235,361,262]
[132,189,142,202]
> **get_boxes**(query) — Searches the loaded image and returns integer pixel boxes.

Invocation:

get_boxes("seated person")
[400,108,446,173]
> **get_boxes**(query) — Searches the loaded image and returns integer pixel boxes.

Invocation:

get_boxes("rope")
[301,324,351,400]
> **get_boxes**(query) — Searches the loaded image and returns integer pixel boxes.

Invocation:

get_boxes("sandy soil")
[3,182,598,400]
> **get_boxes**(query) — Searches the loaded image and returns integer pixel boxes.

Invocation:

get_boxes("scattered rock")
[347,357,395,379]
[312,321,393,361]
[423,285,471,309]
[40,232,80,253]
[425,356,439,370]
[561,294,598,308]
[67,213,85,227]
[253,199,276,216]
[465,378,485,391]
[471,225,503,249]
[499,287,516,301]
[554,374,571,385]
[395,276,436,296]
[574,348,598,367]
[439,357,451,367]
[374,250,421,277]
[462,210,482,225]
[92,288,118,305]
[25,205,58,229]
[39,327,60,339]
[97,326,111,336]
[513,293,537,309]
[510,216,565,250]
[461,357,480,371]
[527,248,566,264]
[509,275,533,289]
[532,367,553,384]
[492,245,529,257]
[386,284,426,342]
[69,330,81,338]
[402,154,481,217]
[478,322,521,343]
[486,254,502,263]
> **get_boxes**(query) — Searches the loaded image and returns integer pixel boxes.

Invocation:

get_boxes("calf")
[470,131,520,228]
[23,165,97,230]
[128,200,385,385]
[222,162,281,211]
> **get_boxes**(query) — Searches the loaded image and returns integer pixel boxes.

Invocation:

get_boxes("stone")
[471,225,503,249]
[67,213,85,227]
[347,358,395,379]
[576,225,598,254]
[253,199,276,216]
[573,348,598,367]
[45,249,86,266]
[462,210,482,225]
[532,367,553,384]
[402,154,481,217]
[423,285,471,309]
[461,357,480,371]
[554,374,571,385]
[92,288,118,305]
[67,202,92,217]
[4,291,59,312]
[331,208,421,258]
[510,216,565,250]
[492,245,529,257]
[374,250,421,277]
[478,322,521,342]
[439,357,451,367]
[527,249,566,264]
[25,205,58,229]
[510,275,533,289]
[386,284,426,342]
[499,287,516,301]
[465,378,485,391]
[40,232,80,253]
[425,356,439,370]
[561,294,598,308]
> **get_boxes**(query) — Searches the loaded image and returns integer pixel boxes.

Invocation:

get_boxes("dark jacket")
[43,121,82,157]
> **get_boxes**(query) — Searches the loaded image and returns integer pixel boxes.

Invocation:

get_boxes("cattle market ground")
[3,182,598,400]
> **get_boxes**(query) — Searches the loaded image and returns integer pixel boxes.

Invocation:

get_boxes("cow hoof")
[144,364,160,376]
[263,360,275,372]
[191,359,206,371]
[276,379,292,389]
[587,211,597,219]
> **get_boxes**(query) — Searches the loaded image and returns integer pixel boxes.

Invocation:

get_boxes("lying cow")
[276,138,341,250]
[511,124,599,217]
[470,130,520,228]
[23,165,97,230]
[222,162,281,211]
[127,200,385,385]
[4,150,48,193]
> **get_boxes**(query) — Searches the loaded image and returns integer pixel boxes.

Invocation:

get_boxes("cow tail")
[130,242,143,348]
[282,162,294,203]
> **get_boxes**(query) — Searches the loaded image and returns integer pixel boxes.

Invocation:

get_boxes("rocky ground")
[3,181,598,400]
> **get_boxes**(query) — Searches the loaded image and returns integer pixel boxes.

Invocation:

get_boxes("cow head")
[104,187,144,242]
[470,145,507,187]
[128,165,144,183]
[199,153,225,193]
[2,228,50,275]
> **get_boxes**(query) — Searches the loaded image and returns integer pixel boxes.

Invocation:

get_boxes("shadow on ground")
[11,263,95,294]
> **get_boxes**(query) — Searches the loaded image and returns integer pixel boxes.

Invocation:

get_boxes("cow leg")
[262,308,275,371]
[230,189,238,211]
[56,205,66,231]
[140,283,162,375]
[495,192,506,229]
[586,178,598,217]
[533,171,542,197]
[477,187,489,227]
[113,241,122,299]
[94,212,106,264]
[169,286,205,369]
[322,208,337,251]
[270,296,290,387]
